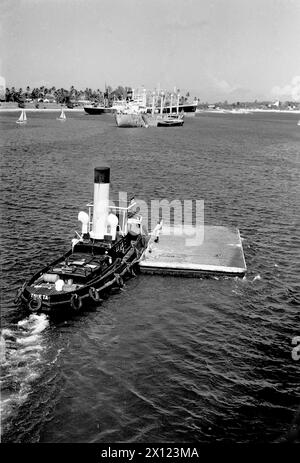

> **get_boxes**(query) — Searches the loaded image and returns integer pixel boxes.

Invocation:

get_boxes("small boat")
[14,167,148,318]
[157,114,184,127]
[57,108,66,121]
[143,93,185,127]
[297,120,300,126]
[16,109,27,124]
[146,102,198,115]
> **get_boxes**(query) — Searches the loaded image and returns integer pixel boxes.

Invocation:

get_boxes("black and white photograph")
[0,0,299,451]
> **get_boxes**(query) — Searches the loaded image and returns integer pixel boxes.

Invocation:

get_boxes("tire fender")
[114,273,124,288]
[28,297,42,313]
[70,294,82,311]
[89,286,100,301]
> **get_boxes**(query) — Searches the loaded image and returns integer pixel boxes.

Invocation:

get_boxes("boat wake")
[0,314,49,425]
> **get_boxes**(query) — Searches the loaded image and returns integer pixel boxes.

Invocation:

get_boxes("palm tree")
[30,87,38,99]
[10,86,16,102]
[5,88,11,102]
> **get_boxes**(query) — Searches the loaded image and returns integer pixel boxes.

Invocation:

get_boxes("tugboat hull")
[16,234,146,318]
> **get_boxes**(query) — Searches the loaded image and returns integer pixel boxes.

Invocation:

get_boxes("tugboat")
[14,167,148,317]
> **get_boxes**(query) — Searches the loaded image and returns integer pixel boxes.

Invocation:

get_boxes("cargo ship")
[84,104,112,114]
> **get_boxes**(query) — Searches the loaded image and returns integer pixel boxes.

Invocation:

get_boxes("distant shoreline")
[196,109,300,115]
[1,105,300,115]
[0,107,85,113]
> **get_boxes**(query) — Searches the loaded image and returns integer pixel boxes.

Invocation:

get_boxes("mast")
[151,92,155,115]
[160,92,164,115]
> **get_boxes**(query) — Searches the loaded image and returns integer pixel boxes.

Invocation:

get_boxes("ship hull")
[16,234,147,319]
[84,106,106,115]
[141,114,159,127]
[115,113,147,128]
[142,114,184,127]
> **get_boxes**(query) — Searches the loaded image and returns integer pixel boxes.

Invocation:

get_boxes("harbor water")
[0,110,299,443]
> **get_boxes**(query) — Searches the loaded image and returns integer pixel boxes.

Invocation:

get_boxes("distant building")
[0,75,5,101]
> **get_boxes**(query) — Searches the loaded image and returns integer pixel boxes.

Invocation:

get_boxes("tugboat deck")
[28,252,107,296]
[139,225,246,277]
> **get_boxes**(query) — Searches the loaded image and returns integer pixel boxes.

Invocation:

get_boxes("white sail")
[16,109,27,124]
[57,108,66,120]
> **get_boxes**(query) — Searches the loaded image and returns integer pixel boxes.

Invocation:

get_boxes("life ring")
[114,273,124,288]
[28,297,42,313]
[70,294,82,311]
[89,286,100,302]
[14,282,26,304]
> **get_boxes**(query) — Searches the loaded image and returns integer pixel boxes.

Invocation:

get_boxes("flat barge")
[139,225,246,277]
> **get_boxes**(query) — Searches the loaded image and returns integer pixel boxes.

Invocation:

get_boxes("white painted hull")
[115,113,146,128]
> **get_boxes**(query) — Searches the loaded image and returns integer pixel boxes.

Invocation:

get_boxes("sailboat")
[16,109,27,124]
[57,108,66,121]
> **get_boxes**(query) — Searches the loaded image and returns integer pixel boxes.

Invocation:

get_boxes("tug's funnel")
[90,167,110,240]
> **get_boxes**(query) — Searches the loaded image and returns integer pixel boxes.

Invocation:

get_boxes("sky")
[1,0,300,102]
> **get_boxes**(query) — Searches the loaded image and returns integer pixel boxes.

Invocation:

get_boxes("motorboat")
[157,114,184,127]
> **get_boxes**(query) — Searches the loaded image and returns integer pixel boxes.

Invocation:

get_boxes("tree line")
[4,84,194,105]
[4,85,134,104]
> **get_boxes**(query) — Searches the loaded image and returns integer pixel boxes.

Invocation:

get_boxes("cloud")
[20,0,84,4]
[209,78,257,102]
[31,80,52,89]
[166,19,208,31]
[271,76,300,101]
[213,78,238,94]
